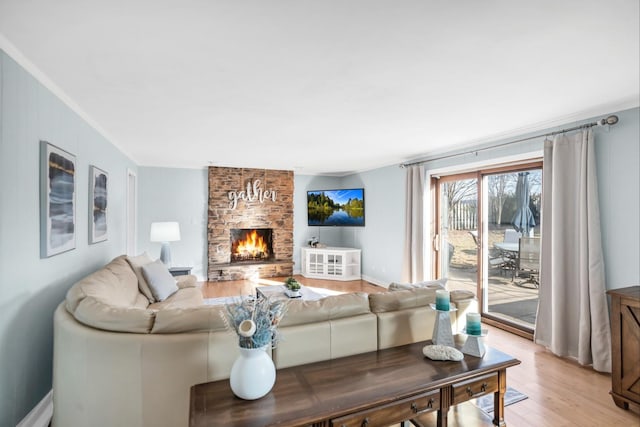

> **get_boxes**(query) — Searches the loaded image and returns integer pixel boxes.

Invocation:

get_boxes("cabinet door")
[309,252,325,275]
[327,253,344,276]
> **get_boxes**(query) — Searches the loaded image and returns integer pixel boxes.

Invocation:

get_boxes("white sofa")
[53,255,477,427]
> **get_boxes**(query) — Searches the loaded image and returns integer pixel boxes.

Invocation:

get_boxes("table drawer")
[331,390,439,427]
[451,373,498,404]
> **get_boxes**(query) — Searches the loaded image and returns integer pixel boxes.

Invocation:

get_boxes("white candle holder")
[461,328,488,357]
[430,304,457,347]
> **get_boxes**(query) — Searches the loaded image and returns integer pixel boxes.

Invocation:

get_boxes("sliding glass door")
[482,166,542,333]
[435,173,479,300]
[434,162,542,336]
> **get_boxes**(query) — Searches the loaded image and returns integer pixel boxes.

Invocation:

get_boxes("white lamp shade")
[150,222,181,242]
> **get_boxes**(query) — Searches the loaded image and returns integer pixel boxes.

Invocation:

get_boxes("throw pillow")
[125,252,156,303]
[141,260,179,302]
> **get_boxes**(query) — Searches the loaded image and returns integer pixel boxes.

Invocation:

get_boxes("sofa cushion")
[66,255,142,313]
[73,296,155,333]
[279,292,370,327]
[126,252,156,302]
[148,287,204,310]
[451,289,476,303]
[152,305,229,334]
[388,278,447,291]
[368,287,439,313]
[176,274,197,289]
[142,260,179,302]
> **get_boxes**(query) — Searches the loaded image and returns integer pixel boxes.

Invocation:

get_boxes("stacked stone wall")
[207,167,293,281]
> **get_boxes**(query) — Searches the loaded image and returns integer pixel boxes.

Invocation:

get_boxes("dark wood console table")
[189,338,520,427]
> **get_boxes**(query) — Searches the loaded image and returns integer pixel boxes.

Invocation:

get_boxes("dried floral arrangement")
[225,296,288,349]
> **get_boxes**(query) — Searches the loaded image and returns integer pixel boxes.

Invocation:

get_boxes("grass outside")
[444,225,540,328]
[447,227,509,269]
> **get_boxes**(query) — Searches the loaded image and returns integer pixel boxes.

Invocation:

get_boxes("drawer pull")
[411,402,418,413]
[466,382,489,397]
[361,417,370,427]
[428,398,435,408]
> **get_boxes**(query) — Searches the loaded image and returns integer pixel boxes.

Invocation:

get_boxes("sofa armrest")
[176,274,197,289]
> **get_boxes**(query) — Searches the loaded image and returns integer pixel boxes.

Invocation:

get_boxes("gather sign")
[228,179,277,210]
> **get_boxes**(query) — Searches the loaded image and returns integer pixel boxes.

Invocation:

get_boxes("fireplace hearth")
[230,228,274,263]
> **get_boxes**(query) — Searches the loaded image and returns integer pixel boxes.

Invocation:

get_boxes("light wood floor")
[200,276,640,426]
[201,275,385,298]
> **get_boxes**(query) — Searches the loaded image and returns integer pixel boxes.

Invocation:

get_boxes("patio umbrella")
[511,172,536,235]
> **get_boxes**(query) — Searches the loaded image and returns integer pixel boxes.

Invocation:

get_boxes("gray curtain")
[402,165,426,283]
[535,129,611,373]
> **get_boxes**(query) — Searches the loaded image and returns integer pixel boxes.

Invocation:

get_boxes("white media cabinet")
[301,247,361,281]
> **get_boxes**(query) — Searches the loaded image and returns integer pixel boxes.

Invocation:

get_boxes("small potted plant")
[284,277,302,298]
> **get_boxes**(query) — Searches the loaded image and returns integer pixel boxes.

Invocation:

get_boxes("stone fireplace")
[208,167,293,281]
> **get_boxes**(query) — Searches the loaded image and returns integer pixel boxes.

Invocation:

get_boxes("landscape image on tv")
[307,189,365,226]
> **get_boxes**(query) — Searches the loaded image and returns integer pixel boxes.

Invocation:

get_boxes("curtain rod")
[399,115,619,168]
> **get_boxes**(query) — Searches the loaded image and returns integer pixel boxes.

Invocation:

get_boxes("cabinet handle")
[480,382,488,392]
[466,386,474,397]
[361,417,370,427]
[411,402,418,413]
[428,398,435,408]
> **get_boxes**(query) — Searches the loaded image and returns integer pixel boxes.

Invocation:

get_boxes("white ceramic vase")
[229,345,276,400]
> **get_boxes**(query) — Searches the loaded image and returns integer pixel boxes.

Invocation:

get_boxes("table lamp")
[150,222,180,266]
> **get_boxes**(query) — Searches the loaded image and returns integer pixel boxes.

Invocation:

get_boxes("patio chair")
[469,230,509,274]
[516,236,540,287]
[503,228,521,243]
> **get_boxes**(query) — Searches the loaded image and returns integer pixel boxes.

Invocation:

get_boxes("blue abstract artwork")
[89,165,108,243]
[40,141,76,257]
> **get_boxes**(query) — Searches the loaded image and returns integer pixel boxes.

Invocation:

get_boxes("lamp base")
[159,242,172,267]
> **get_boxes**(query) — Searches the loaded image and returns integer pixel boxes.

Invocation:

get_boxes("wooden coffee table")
[189,337,520,427]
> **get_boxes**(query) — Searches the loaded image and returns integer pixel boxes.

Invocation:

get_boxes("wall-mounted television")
[307,188,365,227]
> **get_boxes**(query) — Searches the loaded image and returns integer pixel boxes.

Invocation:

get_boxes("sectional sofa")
[52,255,477,427]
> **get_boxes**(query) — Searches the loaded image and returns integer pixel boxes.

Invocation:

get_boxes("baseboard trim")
[361,275,388,288]
[17,390,52,427]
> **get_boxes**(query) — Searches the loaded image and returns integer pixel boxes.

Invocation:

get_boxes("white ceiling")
[1,1,638,175]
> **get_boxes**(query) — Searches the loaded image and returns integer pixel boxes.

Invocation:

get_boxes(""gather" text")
[228,179,277,210]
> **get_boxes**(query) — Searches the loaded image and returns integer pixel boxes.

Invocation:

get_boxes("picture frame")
[40,141,76,258]
[89,165,108,244]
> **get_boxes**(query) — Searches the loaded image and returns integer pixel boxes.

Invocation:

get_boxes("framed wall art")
[40,141,76,258]
[89,165,108,244]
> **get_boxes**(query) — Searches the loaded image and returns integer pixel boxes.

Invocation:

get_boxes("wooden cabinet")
[607,286,640,410]
[301,247,361,281]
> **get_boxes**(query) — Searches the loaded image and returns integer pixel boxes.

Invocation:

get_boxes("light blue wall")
[339,166,405,285]
[293,166,405,285]
[0,51,137,426]
[593,108,640,290]
[136,167,209,279]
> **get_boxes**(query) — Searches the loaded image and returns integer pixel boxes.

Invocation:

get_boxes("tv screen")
[307,188,365,226]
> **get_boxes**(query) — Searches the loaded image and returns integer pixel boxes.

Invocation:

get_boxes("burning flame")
[235,230,268,258]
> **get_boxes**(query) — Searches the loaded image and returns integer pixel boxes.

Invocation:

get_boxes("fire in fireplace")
[230,228,274,263]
